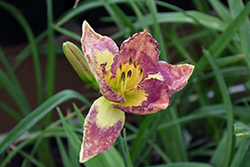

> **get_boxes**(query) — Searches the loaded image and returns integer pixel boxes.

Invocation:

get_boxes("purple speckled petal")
[111,30,160,78]
[112,78,171,115]
[81,21,118,77]
[79,96,125,163]
[159,61,194,93]
[96,63,125,103]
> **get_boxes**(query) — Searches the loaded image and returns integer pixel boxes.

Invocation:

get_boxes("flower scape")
[63,21,194,163]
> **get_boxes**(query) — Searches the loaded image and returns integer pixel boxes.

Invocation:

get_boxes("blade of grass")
[134,11,226,32]
[103,3,130,38]
[159,107,187,162]
[203,48,234,167]
[215,54,244,68]
[57,108,81,162]
[73,103,85,126]
[123,123,172,163]
[158,104,225,130]
[137,134,156,166]
[191,1,250,79]
[122,129,133,167]
[167,28,195,64]
[52,24,81,41]
[155,1,225,31]
[0,70,31,116]
[109,4,137,34]
[37,2,57,164]
[0,48,26,94]
[18,149,46,167]
[0,100,22,122]
[117,133,133,167]
[45,0,56,99]
[126,0,149,30]
[0,89,90,154]
[145,162,213,167]
[130,110,166,162]
[230,138,250,167]
[1,127,69,167]
[0,1,43,103]
[56,136,71,167]
[12,31,47,71]
[146,0,167,61]
[56,1,103,26]
[0,50,31,116]
[228,0,250,71]
[67,113,80,167]
[21,137,43,167]
[192,0,210,14]
[208,0,232,23]
[1,138,37,167]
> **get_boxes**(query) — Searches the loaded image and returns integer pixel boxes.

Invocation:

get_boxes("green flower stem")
[117,132,132,167]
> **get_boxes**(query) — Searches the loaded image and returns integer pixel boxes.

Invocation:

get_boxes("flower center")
[108,57,143,97]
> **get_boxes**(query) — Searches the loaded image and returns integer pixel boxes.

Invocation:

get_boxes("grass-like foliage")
[1,0,250,166]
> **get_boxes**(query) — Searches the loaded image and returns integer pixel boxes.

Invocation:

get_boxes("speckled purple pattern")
[81,23,118,74]
[112,78,171,115]
[159,61,194,93]
[81,105,123,160]
[111,30,160,79]
[96,63,125,103]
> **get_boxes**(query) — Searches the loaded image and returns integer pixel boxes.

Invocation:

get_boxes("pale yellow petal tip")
[182,63,195,69]
[79,143,97,163]
[189,64,195,70]
[82,20,90,30]
[79,154,97,163]
[82,20,98,37]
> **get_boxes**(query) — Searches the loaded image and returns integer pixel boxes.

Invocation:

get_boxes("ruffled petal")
[112,78,171,115]
[81,21,119,77]
[111,30,160,78]
[96,63,125,103]
[159,61,194,93]
[79,96,125,163]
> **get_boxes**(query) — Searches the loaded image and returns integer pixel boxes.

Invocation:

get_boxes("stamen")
[127,70,132,78]
[129,57,132,65]
[134,60,137,68]
[140,67,143,74]
[119,63,122,70]
[121,72,125,81]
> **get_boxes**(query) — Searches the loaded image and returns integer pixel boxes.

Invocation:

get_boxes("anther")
[140,66,143,74]
[129,57,132,65]
[119,63,122,70]
[127,70,132,78]
[121,72,125,81]
[134,60,137,68]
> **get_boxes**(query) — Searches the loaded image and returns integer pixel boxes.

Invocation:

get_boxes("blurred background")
[0,0,250,167]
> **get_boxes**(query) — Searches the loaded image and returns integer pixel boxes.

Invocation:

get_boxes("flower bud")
[63,41,99,90]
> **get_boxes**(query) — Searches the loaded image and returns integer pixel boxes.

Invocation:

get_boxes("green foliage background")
[0,0,250,166]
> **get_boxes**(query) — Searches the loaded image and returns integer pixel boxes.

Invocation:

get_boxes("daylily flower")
[64,21,194,163]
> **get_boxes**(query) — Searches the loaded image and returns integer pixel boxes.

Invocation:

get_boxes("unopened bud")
[63,41,99,90]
